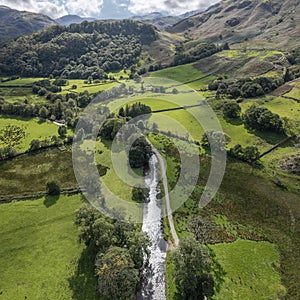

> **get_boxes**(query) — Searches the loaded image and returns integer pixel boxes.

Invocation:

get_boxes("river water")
[138,155,167,300]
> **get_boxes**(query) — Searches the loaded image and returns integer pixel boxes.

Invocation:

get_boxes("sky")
[0,0,221,19]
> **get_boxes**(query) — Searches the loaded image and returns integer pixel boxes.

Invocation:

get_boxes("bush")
[242,105,284,133]
[229,144,260,163]
[221,101,241,118]
[46,181,61,195]
[132,185,149,202]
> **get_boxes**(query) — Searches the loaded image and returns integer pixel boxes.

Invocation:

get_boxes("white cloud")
[128,0,221,15]
[0,0,222,19]
[0,0,67,18]
[64,0,103,17]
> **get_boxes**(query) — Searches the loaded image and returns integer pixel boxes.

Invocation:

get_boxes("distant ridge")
[55,15,97,26]
[0,5,57,40]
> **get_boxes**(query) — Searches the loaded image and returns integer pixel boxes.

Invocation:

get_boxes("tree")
[95,246,139,300]
[46,181,60,195]
[39,106,49,118]
[172,236,216,300]
[0,147,17,159]
[58,125,67,138]
[129,137,152,168]
[87,76,93,84]
[132,185,149,202]
[242,105,284,133]
[30,139,40,151]
[222,101,241,118]
[229,144,260,163]
[100,118,125,140]
[0,124,26,148]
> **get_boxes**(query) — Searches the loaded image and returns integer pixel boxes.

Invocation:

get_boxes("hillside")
[132,10,203,30]
[169,0,300,48]
[0,6,57,40]
[0,20,163,78]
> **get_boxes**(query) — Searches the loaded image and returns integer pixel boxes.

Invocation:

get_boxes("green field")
[0,77,120,103]
[0,115,62,152]
[210,240,286,299]
[150,63,216,89]
[285,78,300,100]
[0,147,76,195]
[0,78,44,86]
[0,194,101,300]
[60,80,119,94]
[0,78,47,103]
[241,96,300,129]
[166,240,285,300]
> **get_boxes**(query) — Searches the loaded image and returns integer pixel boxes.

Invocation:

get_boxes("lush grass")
[84,140,143,202]
[166,251,177,300]
[0,194,101,300]
[0,78,44,86]
[0,115,62,152]
[285,79,300,100]
[210,240,286,299]
[0,147,77,195]
[0,77,120,103]
[110,95,212,141]
[0,78,47,103]
[60,79,119,94]
[150,63,216,88]
[166,239,285,300]
[80,139,144,222]
[241,96,300,129]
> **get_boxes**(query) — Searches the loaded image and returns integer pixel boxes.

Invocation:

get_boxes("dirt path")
[148,141,179,247]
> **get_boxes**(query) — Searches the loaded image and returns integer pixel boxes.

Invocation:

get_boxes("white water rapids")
[138,154,167,300]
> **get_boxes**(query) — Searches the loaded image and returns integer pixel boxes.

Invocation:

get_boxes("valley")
[0,1,300,299]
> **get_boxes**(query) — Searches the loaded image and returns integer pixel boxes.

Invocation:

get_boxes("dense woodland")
[0,20,157,78]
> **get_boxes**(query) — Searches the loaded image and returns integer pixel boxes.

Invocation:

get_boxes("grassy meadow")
[0,147,77,195]
[0,115,62,152]
[150,63,216,89]
[0,194,101,300]
[166,240,285,300]
[210,240,286,299]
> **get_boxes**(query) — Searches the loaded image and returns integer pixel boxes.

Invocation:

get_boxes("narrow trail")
[148,141,179,248]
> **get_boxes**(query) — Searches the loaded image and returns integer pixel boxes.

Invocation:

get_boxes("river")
[138,154,167,300]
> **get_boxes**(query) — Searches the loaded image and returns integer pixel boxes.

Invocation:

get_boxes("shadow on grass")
[68,246,101,300]
[247,129,288,145]
[43,194,60,207]
[223,115,243,126]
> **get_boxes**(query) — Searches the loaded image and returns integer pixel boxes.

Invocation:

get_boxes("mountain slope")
[132,10,203,30]
[0,20,166,78]
[0,6,57,40]
[169,0,300,48]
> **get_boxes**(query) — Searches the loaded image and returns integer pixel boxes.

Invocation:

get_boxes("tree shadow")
[43,194,60,207]
[224,117,243,126]
[247,128,288,145]
[68,246,101,300]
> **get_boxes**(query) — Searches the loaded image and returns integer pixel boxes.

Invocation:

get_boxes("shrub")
[46,181,61,195]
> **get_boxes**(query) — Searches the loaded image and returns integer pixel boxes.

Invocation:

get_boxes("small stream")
[138,155,167,300]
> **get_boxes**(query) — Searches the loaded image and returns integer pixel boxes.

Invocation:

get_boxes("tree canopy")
[0,20,157,78]
[172,236,219,300]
